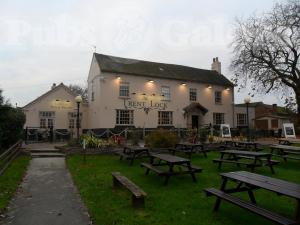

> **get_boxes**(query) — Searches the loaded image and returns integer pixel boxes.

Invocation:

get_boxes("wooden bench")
[204,188,298,225]
[112,172,147,208]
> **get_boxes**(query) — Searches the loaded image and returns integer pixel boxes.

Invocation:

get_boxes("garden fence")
[0,139,23,176]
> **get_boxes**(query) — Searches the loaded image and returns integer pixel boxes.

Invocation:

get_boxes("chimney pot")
[51,83,56,89]
[211,57,221,74]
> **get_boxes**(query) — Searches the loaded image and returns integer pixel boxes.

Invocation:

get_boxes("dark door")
[192,115,199,129]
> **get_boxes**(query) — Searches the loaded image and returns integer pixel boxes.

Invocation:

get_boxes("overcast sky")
[0,0,282,107]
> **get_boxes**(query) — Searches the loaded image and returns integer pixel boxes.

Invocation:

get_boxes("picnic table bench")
[270,144,300,161]
[141,153,202,185]
[279,138,300,145]
[204,171,300,225]
[169,143,207,158]
[112,172,147,208]
[117,146,150,165]
[213,150,279,174]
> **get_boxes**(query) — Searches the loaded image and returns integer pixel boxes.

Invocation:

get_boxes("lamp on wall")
[75,95,83,140]
[244,96,251,141]
[207,85,212,89]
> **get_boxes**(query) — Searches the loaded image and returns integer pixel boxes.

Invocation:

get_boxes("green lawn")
[67,151,300,225]
[0,155,30,211]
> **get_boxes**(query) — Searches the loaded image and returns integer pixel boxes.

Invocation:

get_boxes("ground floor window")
[40,118,46,128]
[158,111,173,125]
[213,113,225,125]
[40,118,54,128]
[69,119,75,129]
[237,113,247,126]
[116,110,134,125]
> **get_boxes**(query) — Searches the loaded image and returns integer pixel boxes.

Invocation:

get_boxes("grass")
[67,151,300,225]
[0,155,30,211]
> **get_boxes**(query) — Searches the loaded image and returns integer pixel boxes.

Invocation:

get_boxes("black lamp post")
[75,95,83,140]
[244,96,251,142]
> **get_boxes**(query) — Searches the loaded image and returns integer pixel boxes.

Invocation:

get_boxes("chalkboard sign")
[283,123,296,138]
[220,124,231,138]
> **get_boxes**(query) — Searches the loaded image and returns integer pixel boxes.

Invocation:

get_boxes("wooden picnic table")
[171,143,207,158]
[213,150,279,174]
[232,141,261,151]
[205,171,300,224]
[270,144,300,161]
[118,146,150,165]
[140,153,202,185]
[279,138,300,145]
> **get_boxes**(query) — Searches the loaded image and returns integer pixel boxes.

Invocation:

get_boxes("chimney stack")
[272,104,277,113]
[211,57,221,74]
[51,83,56,89]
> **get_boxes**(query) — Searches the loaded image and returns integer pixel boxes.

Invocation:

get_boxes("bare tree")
[68,84,88,101]
[231,0,300,118]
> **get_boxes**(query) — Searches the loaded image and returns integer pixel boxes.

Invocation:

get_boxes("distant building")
[234,102,291,131]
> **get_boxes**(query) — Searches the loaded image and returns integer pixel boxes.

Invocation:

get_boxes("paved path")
[2,157,91,225]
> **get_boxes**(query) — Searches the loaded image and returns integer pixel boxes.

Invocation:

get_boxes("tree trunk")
[295,90,300,127]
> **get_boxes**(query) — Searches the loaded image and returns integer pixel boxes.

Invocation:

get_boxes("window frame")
[158,111,173,125]
[237,113,247,126]
[116,109,134,125]
[213,113,225,125]
[189,88,197,101]
[119,82,130,98]
[215,91,222,104]
[161,86,171,101]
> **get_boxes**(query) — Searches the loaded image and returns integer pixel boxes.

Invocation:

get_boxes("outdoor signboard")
[283,123,296,138]
[220,124,231,138]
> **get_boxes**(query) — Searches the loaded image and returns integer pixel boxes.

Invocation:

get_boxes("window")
[215,91,222,104]
[158,111,173,125]
[39,111,55,117]
[119,82,129,97]
[47,118,54,128]
[68,112,82,128]
[116,110,134,125]
[213,113,225,125]
[161,86,170,101]
[40,118,46,128]
[69,119,75,129]
[237,113,247,126]
[189,88,197,101]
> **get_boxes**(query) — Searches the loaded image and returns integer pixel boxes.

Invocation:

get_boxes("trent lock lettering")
[124,100,167,110]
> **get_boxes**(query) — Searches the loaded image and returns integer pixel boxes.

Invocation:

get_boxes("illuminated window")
[158,111,173,125]
[215,91,222,104]
[213,113,225,125]
[161,86,170,101]
[189,88,197,101]
[116,110,134,125]
[237,113,247,126]
[119,82,130,97]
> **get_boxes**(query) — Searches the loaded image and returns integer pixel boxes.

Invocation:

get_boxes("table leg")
[247,189,257,204]
[187,162,197,182]
[267,155,275,174]
[214,177,228,211]
[164,164,174,185]
[218,153,224,169]
[295,199,300,222]
[129,151,136,166]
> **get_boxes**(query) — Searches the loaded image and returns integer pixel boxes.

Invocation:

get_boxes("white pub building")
[23,53,235,135]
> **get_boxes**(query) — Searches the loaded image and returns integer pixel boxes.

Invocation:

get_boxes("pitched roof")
[22,83,83,109]
[94,53,234,87]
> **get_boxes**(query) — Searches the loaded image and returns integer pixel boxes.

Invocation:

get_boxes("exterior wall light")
[148,80,154,83]
[151,94,156,96]
[141,93,146,96]
[131,92,136,95]
[56,99,60,101]
[181,83,187,86]
[207,85,212,89]
[225,87,230,91]
[116,76,121,80]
